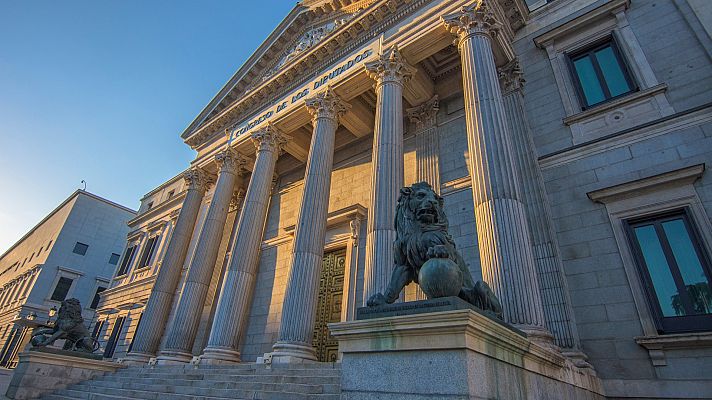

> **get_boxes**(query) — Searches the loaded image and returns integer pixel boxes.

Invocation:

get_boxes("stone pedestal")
[329,309,604,400]
[6,348,124,399]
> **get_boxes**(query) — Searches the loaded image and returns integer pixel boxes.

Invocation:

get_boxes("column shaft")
[499,62,582,351]
[273,87,347,362]
[363,46,414,303]
[124,168,209,364]
[200,125,288,364]
[158,150,244,363]
[443,5,549,336]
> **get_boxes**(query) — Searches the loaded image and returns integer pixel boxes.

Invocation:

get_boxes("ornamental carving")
[229,188,246,212]
[262,16,355,82]
[215,149,248,175]
[406,95,440,132]
[497,59,525,94]
[442,1,502,44]
[305,86,350,122]
[183,168,211,192]
[251,123,291,154]
[365,45,416,86]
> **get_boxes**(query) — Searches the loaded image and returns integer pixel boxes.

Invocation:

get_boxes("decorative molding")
[183,168,212,192]
[406,95,439,132]
[563,84,668,126]
[497,58,524,95]
[440,176,472,196]
[251,123,292,154]
[284,203,367,234]
[539,105,712,169]
[215,149,248,175]
[305,86,351,123]
[587,164,705,204]
[635,332,712,366]
[533,0,630,48]
[442,1,502,45]
[365,45,415,86]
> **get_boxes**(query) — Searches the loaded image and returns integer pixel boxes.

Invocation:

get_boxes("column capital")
[183,168,211,192]
[442,1,502,45]
[365,45,415,87]
[251,123,291,154]
[305,86,350,123]
[406,95,440,132]
[498,59,525,94]
[215,149,248,176]
[229,188,246,212]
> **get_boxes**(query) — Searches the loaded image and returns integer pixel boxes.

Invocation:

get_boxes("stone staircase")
[40,362,341,400]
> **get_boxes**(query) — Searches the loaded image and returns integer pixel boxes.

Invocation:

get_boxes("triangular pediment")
[181,0,375,143]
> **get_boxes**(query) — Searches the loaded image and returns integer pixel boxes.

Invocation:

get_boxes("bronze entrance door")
[312,249,346,362]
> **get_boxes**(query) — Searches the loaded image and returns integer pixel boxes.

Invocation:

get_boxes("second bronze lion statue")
[30,298,98,353]
[367,181,503,318]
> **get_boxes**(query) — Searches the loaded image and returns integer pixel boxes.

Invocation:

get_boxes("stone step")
[73,379,340,395]
[58,384,340,400]
[112,368,341,379]
[108,374,340,386]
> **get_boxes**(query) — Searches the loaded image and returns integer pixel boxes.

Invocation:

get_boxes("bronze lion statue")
[367,182,503,318]
[31,298,98,353]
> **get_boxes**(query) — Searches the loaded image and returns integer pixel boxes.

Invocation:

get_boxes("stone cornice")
[127,191,186,228]
[183,0,526,150]
[183,0,435,150]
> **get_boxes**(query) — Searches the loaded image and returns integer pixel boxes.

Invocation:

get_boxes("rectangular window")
[126,313,143,354]
[116,245,137,276]
[73,242,89,256]
[50,277,73,302]
[91,320,106,339]
[568,38,636,109]
[108,253,121,265]
[167,190,175,200]
[625,210,712,333]
[103,316,125,359]
[137,236,159,269]
[90,286,107,309]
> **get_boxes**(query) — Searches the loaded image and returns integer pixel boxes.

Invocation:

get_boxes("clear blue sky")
[0,0,296,253]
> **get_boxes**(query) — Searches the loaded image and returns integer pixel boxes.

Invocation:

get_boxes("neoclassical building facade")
[94,0,712,398]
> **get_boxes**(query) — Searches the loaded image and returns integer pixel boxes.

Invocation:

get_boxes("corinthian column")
[405,95,440,301]
[157,149,247,364]
[272,87,349,363]
[362,45,415,303]
[499,61,586,357]
[442,3,550,340]
[200,124,290,364]
[124,168,210,365]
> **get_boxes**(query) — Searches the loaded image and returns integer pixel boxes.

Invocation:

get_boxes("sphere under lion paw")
[418,256,463,299]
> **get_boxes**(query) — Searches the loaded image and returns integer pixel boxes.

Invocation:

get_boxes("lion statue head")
[56,298,84,331]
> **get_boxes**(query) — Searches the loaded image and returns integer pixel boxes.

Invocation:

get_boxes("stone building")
[0,190,134,368]
[93,0,712,398]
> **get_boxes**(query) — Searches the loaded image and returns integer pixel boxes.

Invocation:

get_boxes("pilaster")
[498,60,585,357]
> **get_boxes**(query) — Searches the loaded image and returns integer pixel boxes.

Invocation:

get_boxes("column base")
[271,341,317,363]
[516,324,557,348]
[121,351,153,366]
[155,350,193,365]
[199,347,241,365]
[562,350,595,369]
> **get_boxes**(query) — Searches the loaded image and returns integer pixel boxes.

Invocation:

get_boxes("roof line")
[180,4,307,140]
[0,190,136,261]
